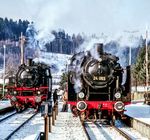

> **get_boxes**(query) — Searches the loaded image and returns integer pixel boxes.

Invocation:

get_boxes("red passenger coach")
[67,43,131,123]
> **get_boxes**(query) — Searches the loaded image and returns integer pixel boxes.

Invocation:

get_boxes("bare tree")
[5,53,20,78]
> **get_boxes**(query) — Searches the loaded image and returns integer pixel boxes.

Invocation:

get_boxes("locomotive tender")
[68,43,131,122]
[6,58,52,112]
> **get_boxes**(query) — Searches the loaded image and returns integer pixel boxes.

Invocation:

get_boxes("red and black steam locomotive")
[6,58,52,112]
[68,43,131,123]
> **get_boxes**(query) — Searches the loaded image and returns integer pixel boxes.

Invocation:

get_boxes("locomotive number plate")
[93,76,106,81]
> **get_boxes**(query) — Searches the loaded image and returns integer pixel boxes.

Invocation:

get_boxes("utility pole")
[20,32,26,64]
[2,45,6,97]
[124,30,139,65]
[145,30,149,97]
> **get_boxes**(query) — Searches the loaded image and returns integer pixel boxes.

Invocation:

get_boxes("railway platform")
[0,99,11,110]
[0,99,14,114]
[47,101,88,140]
[125,102,150,125]
[124,102,150,138]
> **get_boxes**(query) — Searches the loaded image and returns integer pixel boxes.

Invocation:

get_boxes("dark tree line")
[0,17,29,40]
[45,30,84,54]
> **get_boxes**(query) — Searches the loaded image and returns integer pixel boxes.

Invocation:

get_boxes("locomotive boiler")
[68,43,131,123]
[6,58,52,112]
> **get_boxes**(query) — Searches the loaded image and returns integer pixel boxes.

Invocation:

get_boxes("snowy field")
[125,103,150,125]
[34,52,72,75]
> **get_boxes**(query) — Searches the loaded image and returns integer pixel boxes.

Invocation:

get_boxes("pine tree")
[133,44,150,85]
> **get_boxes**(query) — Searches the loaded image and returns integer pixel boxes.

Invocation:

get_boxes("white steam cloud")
[71,33,143,92]
[27,0,70,48]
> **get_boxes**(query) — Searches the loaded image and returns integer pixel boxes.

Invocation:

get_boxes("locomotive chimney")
[27,58,33,66]
[95,43,103,55]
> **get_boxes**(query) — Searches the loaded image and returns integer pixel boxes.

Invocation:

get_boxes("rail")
[112,125,132,140]
[5,112,37,140]
[0,111,17,123]
[81,122,91,140]
[83,121,134,140]
[124,115,150,138]
[34,132,45,140]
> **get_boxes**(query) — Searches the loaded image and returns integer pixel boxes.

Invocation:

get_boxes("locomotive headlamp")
[78,92,85,99]
[26,68,29,72]
[5,89,8,92]
[114,101,124,112]
[114,92,121,99]
[13,91,17,95]
[77,101,87,111]
[37,91,41,95]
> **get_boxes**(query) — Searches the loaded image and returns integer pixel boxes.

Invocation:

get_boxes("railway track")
[83,119,149,140]
[83,121,134,140]
[0,109,37,140]
[115,120,149,140]
[0,111,17,123]
[112,125,132,140]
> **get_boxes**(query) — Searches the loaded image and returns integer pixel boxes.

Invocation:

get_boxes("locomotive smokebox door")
[41,102,52,117]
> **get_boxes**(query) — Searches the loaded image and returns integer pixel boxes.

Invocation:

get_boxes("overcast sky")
[0,0,150,37]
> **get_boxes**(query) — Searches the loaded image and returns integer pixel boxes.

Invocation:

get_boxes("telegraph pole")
[2,45,6,97]
[124,30,139,93]
[124,30,139,65]
[20,32,26,64]
[145,30,149,97]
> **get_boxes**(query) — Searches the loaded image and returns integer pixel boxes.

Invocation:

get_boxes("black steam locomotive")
[68,43,131,122]
[7,58,52,112]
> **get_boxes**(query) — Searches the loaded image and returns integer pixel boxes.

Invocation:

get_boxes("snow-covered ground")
[34,52,72,74]
[48,112,87,140]
[125,103,150,125]
[9,113,44,140]
[0,99,149,139]
[0,101,87,140]
[85,122,127,140]
[0,109,36,140]
[0,98,149,139]
[0,99,11,110]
